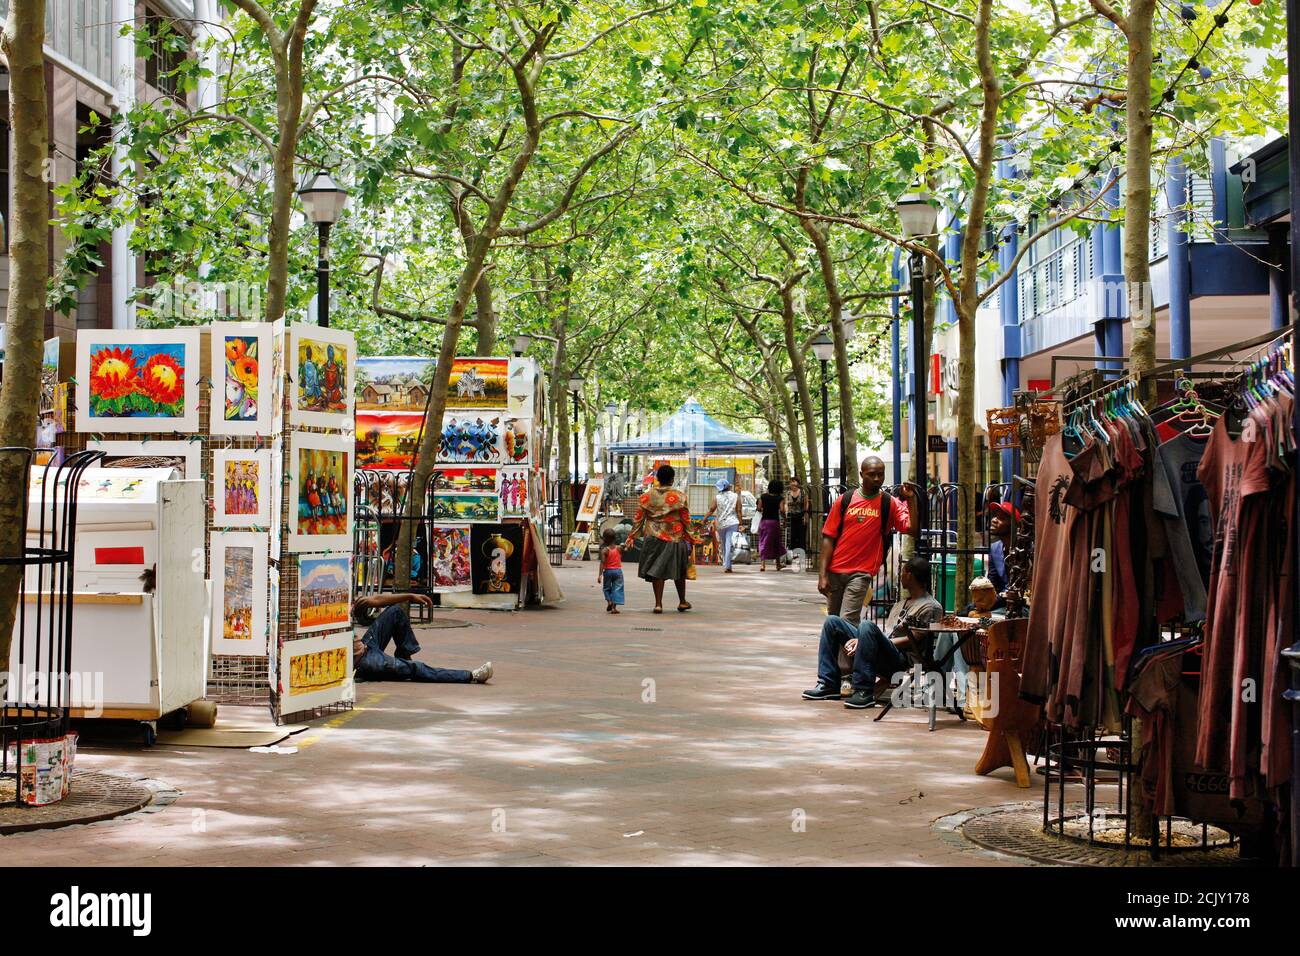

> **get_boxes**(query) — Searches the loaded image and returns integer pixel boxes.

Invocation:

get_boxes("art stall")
[609,398,775,565]
[353,354,560,610]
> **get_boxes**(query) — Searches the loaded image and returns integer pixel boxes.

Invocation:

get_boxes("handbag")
[685,550,697,580]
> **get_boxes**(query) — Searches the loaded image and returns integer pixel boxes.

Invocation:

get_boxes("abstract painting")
[446,357,507,409]
[213,448,271,528]
[288,324,355,429]
[297,553,352,634]
[356,411,423,470]
[432,493,500,523]
[429,525,472,592]
[437,414,503,464]
[471,523,525,595]
[498,466,530,517]
[501,417,531,464]
[356,356,434,411]
[75,328,201,433]
[210,321,273,436]
[280,633,353,711]
[211,531,268,657]
[432,465,498,494]
[289,433,353,552]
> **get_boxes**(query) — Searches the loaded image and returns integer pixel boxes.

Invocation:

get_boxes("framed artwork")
[471,523,525,595]
[429,525,472,592]
[565,531,591,562]
[41,337,59,415]
[432,493,499,523]
[356,356,435,412]
[269,436,284,556]
[270,320,285,433]
[86,439,202,479]
[432,465,497,494]
[501,416,531,465]
[498,466,530,517]
[507,358,535,416]
[438,414,503,464]
[280,633,353,712]
[576,476,605,523]
[210,321,273,436]
[288,324,355,429]
[76,328,201,433]
[447,357,507,409]
[213,448,271,528]
[356,411,423,470]
[211,531,268,657]
[297,553,352,634]
[288,432,354,552]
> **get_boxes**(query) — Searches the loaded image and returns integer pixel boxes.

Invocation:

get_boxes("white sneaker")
[472,661,493,684]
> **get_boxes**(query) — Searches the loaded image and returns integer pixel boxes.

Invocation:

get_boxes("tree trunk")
[1124,0,1158,404]
[783,315,824,509]
[472,274,498,355]
[802,222,858,486]
[0,0,50,672]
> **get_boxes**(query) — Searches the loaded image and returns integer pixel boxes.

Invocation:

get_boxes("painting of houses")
[356,357,435,412]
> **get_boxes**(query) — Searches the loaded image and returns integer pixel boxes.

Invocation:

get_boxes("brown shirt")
[1021,433,1078,704]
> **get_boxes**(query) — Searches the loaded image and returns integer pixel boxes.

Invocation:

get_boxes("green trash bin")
[929,554,986,612]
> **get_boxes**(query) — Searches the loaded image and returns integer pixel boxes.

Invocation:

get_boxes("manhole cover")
[631,627,662,632]
[414,617,472,629]
[935,803,1246,867]
[0,770,158,834]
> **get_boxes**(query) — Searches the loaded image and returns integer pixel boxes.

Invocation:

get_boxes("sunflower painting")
[76,329,201,433]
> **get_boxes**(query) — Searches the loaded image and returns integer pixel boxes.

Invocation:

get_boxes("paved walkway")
[3,562,1030,866]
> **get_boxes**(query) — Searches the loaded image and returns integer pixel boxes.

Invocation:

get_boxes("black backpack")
[827,490,895,559]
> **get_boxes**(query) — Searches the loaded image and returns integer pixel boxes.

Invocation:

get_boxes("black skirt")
[638,536,690,581]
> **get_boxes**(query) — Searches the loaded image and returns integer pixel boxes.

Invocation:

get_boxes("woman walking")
[704,478,742,573]
[757,479,786,572]
[785,476,807,553]
[624,464,701,613]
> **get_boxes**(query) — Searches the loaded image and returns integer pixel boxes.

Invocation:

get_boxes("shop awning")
[609,398,776,456]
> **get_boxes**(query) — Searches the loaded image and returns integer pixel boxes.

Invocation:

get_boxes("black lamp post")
[568,372,585,482]
[895,189,939,541]
[297,171,349,328]
[811,332,834,509]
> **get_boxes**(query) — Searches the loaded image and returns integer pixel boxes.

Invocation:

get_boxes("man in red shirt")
[817,456,917,625]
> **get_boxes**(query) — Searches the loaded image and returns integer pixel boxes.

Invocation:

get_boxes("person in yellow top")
[624,464,702,614]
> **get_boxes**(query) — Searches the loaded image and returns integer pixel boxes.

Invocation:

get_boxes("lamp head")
[298,171,349,225]
[895,190,939,240]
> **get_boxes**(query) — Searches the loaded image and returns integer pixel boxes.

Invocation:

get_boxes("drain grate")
[935,803,1246,867]
[0,770,157,834]
[631,626,662,632]
[413,617,473,629]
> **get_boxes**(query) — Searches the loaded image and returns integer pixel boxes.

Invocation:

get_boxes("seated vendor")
[985,501,1019,602]
[352,593,493,685]
[802,555,944,710]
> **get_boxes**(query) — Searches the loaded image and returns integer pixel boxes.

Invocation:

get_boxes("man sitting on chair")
[802,555,943,709]
[352,593,492,685]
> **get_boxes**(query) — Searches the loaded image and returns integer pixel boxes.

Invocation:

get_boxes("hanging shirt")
[1151,432,1212,622]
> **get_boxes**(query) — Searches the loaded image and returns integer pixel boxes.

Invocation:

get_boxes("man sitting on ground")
[803,555,944,709]
[352,592,492,684]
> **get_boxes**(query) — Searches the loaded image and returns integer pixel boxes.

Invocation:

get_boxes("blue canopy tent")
[609,398,775,487]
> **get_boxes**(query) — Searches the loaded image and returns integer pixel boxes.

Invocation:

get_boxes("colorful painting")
[356,356,435,411]
[432,493,499,523]
[211,322,273,436]
[75,329,201,433]
[288,324,355,428]
[502,417,531,464]
[211,531,268,657]
[297,553,352,634]
[289,433,353,552]
[429,526,472,592]
[356,411,423,470]
[433,466,497,494]
[577,476,605,522]
[565,532,590,562]
[281,633,353,711]
[446,357,508,409]
[498,467,531,517]
[438,414,503,464]
[472,523,525,595]
[40,337,59,416]
[213,448,271,527]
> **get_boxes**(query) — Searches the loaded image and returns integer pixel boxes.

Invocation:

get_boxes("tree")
[0,0,49,675]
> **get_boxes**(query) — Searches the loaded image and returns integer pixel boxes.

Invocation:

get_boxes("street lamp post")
[297,172,349,329]
[568,372,585,483]
[895,189,940,543]
[811,332,835,511]
[604,401,619,476]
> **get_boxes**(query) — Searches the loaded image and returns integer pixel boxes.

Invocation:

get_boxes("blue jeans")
[719,524,740,569]
[602,569,625,606]
[816,616,908,691]
[354,606,471,683]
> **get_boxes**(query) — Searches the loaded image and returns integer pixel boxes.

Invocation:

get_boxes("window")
[145,8,189,102]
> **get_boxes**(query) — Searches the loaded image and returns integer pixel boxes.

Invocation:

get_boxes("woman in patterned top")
[624,463,701,614]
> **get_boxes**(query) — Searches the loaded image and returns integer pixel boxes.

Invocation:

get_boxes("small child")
[598,528,625,614]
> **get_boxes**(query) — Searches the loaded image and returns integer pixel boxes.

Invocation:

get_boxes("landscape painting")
[356,356,434,411]
[75,329,201,433]
[281,633,353,711]
[356,411,422,470]
[446,357,507,409]
[211,531,268,657]
[432,493,500,523]
[297,553,352,633]
[432,465,497,494]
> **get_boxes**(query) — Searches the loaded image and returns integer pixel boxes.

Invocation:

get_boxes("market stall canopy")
[609,398,776,456]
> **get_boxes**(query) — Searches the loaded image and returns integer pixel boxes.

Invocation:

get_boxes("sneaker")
[802,683,842,701]
[844,689,878,709]
[471,661,493,684]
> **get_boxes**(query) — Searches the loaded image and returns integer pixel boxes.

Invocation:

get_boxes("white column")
[110,0,138,329]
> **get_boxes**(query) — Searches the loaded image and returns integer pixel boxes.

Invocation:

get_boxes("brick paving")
[1,562,1031,866]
